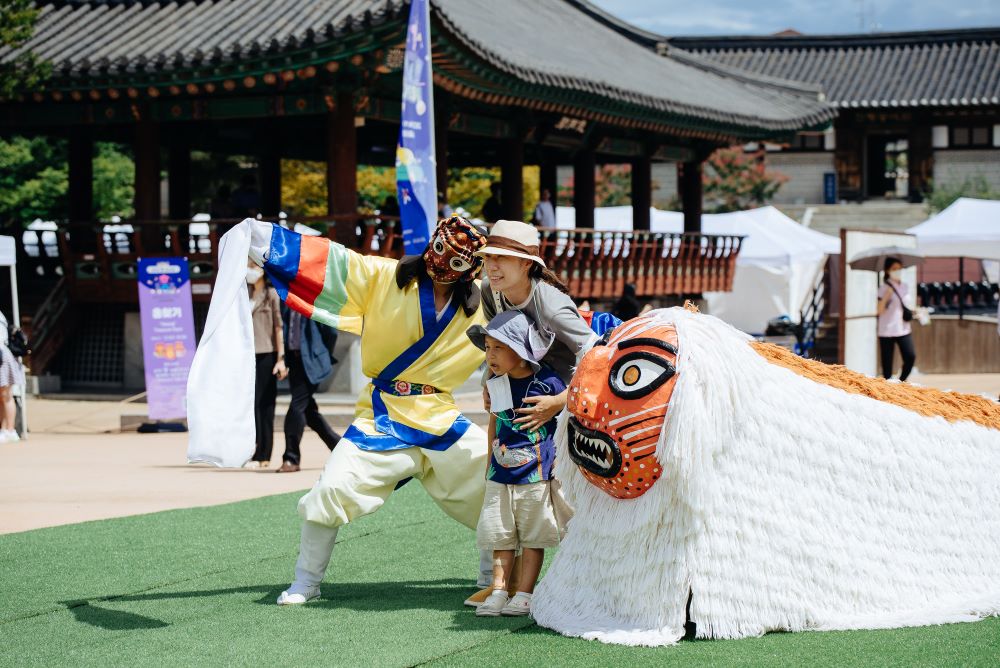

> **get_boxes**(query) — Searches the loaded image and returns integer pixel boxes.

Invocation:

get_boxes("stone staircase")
[777,201,928,237]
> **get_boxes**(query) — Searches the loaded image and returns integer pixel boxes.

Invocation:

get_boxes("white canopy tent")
[906,197,1000,260]
[555,205,840,333]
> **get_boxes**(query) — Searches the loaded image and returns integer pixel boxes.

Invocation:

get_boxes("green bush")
[924,175,1000,213]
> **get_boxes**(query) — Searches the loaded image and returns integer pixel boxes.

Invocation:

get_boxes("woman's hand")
[273,358,288,381]
[514,390,567,433]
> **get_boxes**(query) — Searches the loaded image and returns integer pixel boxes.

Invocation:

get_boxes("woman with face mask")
[247,259,288,467]
[876,257,916,381]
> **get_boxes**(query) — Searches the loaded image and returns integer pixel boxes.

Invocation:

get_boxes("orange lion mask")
[566,316,679,499]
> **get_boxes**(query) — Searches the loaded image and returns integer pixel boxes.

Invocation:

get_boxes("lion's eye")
[449,256,471,272]
[609,352,674,399]
[433,239,446,255]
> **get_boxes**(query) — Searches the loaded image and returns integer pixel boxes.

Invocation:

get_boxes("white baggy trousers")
[290,424,491,593]
[299,424,488,529]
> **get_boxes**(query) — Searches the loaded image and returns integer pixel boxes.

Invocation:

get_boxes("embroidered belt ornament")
[423,215,487,284]
[372,379,440,396]
[566,317,679,499]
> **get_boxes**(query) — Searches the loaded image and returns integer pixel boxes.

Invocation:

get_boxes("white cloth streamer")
[186,219,260,467]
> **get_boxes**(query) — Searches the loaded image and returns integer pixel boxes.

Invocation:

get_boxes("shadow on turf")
[58,579,535,633]
[60,600,170,631]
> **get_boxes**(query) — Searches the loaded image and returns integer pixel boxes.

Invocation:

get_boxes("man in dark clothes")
[482,182,503,223]
[277,304,342,472]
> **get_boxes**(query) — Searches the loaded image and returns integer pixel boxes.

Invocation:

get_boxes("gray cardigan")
[480,276,597,384]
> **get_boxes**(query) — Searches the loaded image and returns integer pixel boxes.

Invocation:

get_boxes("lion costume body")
[532,307,1000,646]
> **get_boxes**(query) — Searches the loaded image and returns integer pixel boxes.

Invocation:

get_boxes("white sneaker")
[1,430,18,443]
[276,586,320,605]
[501,592,532,616]
[475,590,509,617]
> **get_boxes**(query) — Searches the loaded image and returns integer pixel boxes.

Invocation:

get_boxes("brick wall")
[932,149,1000,190]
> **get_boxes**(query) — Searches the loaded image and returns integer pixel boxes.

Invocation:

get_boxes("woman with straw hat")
[476,219,597,432]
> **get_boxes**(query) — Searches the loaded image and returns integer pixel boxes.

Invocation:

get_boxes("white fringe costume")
[532,307,1000,646]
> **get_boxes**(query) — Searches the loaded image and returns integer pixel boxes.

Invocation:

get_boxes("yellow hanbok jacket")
[264,224,485,451]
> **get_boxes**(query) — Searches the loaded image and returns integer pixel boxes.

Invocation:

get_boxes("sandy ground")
[3,375,997,536]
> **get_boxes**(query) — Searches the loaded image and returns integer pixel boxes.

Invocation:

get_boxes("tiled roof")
[2,0,834,134]
[665,29,1000,108]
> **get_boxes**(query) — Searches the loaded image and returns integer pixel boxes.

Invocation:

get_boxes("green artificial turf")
[1,484,998,667]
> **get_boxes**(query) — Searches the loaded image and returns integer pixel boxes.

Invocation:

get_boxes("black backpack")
[8,327,29,358]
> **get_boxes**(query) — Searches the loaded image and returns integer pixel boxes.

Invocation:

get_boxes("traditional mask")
[566,316,679,499]
[422,215,487,284]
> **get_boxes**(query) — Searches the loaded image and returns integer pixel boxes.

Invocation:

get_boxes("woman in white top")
[876,257,916,381]
[0,311,25,442]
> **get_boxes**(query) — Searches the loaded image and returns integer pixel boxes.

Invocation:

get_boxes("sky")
[590,0,1000,36]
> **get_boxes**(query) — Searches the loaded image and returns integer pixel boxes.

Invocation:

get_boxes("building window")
[786,132,827,151]
[950,125,991,148]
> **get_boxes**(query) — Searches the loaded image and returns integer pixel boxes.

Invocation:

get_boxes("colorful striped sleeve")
[262,224,382,330]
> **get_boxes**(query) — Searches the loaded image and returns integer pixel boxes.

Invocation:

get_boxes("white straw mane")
[533,307,1000,646]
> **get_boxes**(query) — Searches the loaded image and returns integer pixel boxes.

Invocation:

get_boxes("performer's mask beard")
[566,318,679,499]
[423,216,486,284]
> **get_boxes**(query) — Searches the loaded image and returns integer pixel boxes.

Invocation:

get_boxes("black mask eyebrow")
[617,338,677,355]
[594,328,615,347]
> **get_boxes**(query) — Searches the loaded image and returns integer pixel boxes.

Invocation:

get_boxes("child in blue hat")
[467,310,570,617]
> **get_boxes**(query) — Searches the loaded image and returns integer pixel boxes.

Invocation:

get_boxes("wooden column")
[260,153,281,218]
[327,91,358,248]
[678,159,703,233]
[501,136,524,220]
[67,130,95,252]
[631,154,651,231]
[134,118,163,253]
[68,131,93,221]
[908,123,933,203]
[134,119,161,220]
[167,141,191,220]
[573,149,595,229]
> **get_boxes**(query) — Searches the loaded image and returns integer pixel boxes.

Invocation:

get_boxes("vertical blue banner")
[396,0,437,255]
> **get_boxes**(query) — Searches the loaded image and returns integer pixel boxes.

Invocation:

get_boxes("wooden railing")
[26,217,742,303]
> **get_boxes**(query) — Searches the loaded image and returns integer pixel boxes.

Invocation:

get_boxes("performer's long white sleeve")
[186,219,272,467]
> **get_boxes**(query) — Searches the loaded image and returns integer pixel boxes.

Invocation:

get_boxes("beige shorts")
[476,479,567,550]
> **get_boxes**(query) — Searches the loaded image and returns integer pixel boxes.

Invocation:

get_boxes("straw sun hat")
[475,219,546,268]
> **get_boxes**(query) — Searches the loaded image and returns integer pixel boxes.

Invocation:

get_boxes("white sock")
[514,591,532,600]
[287,522,338,595]
[492,588,506,596]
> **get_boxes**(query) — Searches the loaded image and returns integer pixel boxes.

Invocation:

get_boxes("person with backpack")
[0,310,25,442]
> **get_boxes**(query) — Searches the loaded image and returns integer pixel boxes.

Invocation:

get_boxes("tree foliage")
[0,136,134,225]
[925,175,1000,214]
[703,147,788,212]
[281,162,540,221]
[0,0,50,99]
[280,159,327,217]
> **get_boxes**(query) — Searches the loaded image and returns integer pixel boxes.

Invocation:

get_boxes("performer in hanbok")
[243,215,491,605]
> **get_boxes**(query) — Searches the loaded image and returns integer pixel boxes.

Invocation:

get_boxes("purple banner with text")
[138,257,196,420]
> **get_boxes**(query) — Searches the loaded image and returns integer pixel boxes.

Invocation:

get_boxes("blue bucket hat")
[466,310,553,371]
